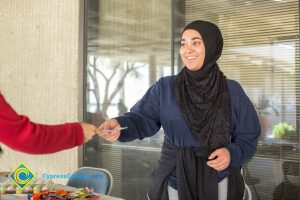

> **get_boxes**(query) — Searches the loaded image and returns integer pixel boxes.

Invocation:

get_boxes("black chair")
[273,161,299,200]
[282,161,299,181]
[67,167,113,195]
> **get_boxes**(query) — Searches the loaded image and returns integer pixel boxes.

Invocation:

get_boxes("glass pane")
[84,0,172,199]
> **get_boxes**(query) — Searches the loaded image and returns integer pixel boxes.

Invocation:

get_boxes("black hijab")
[175,20,231,148]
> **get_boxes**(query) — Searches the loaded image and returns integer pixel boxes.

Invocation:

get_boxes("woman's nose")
[186,45,194,53]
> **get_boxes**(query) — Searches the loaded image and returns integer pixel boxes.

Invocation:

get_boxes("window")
[84,0,299,199]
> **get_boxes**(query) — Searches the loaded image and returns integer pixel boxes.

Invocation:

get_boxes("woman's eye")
[193,42,200,46]
[180,43,186,47]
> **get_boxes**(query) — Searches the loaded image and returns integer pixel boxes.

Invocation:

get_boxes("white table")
[0,183,124,200]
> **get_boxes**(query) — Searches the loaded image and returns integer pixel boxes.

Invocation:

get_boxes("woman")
[98,20,260,200]
[0,91,99,154]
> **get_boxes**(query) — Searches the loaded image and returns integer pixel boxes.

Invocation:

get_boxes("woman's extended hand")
[98,118,121,142]
[80,123,99,142]
[207,147,231,171]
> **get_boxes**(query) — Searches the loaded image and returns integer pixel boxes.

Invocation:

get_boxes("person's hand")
[80,123,99,142]
[98,119,121,142]
[207,147,231,171]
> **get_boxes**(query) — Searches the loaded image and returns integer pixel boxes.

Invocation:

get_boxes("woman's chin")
[186,66,202,71]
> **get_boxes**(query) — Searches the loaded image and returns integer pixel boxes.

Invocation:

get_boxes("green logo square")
[8,162,36,190]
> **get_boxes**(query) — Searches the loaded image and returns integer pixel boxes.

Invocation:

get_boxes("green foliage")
[272,122,294,138]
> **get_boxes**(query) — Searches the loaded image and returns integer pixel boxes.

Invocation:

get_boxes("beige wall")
[0,0,83,184]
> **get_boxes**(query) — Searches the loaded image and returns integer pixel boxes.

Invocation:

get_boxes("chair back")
[273,161,299,200]
[244,184,252,200]
[282,161,299,180]
[241,168,252,200]
[66,167,113,195]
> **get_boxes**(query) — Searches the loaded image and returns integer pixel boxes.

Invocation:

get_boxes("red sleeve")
[0,92,84,154]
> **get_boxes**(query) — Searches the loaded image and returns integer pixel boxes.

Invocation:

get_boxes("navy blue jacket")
[116,75,260,188]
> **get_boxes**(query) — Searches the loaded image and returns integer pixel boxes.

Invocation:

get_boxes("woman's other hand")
[207,147,231,171]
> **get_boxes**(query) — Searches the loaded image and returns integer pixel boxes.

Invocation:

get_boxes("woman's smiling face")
[180,29,205,71]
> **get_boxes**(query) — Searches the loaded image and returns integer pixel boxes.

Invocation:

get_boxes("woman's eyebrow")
[191,37,202,40]
[181,37,202,41]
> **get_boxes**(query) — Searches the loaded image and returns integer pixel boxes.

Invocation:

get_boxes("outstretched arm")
[0,92,98,154]
[98,80,162,143]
